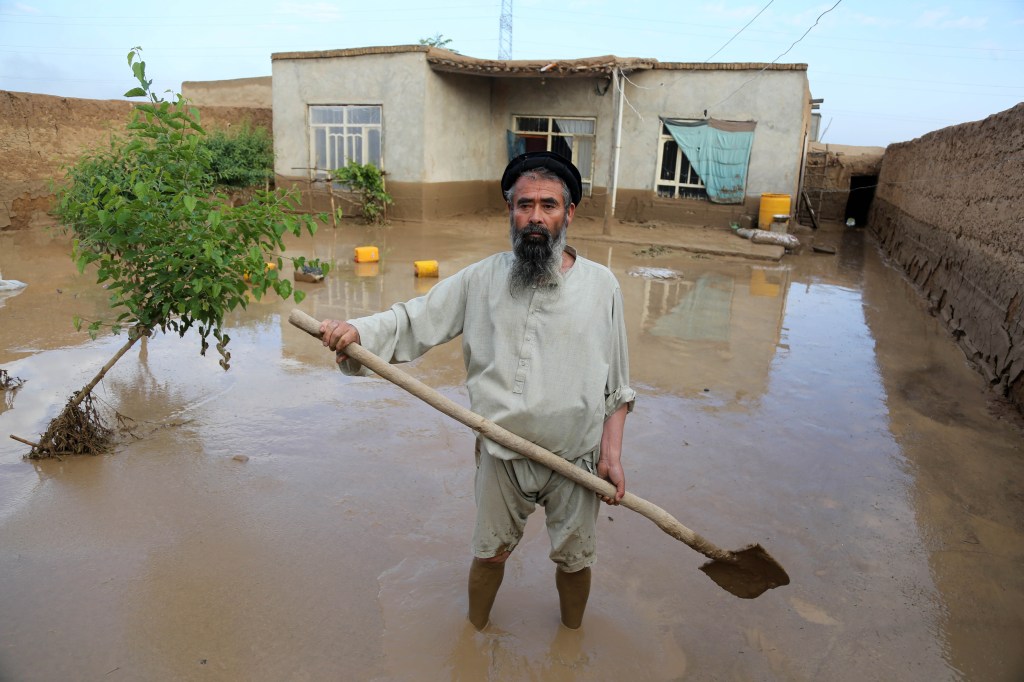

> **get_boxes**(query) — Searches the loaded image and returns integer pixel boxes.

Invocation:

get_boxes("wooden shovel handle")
[289,308,735,563]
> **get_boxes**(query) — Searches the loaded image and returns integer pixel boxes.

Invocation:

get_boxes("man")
[320,151,635,630]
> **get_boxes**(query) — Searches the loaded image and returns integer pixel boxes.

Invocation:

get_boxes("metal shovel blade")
[699,544,790,599]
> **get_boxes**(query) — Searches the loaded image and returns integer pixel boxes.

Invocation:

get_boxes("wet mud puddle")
[1,221,1022,681]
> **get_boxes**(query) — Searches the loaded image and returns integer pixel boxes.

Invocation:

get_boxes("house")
[271,45,813,224]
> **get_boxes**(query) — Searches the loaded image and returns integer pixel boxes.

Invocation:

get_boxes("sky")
[1,0,1021,147]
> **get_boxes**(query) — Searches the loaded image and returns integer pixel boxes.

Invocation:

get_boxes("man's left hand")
[597,404,628,505]
[597,457,625,505]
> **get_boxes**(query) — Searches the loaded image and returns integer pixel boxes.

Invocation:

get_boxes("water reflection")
[0,383,22,415]
[0,285,27,310]
[623,261,791,401]
[647,274,734,342]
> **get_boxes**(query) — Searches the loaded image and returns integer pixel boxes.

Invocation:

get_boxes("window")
[511,116,596,197]
[656,122,707,200]
[309,105,382,178]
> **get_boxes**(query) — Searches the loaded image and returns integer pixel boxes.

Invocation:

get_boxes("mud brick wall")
[869,103,1024,410]
[0,91,271,230]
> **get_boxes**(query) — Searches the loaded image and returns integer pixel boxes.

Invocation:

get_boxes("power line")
[704,1,775,63]
[511,7,1024,54]
[768,1,843,63]
[709,0,844,111]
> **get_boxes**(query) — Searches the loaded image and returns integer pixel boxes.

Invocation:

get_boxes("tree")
[419,33,457,52]
[25,48,328,459]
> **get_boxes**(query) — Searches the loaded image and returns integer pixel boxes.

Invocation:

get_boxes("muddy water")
[1,219,1021,681]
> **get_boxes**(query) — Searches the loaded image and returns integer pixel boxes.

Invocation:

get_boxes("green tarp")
[662,118,756,204]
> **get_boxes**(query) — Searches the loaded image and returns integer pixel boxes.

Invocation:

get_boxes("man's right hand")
[319,319,361,364]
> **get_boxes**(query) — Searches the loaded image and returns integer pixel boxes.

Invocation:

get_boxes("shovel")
[289,309,790,599]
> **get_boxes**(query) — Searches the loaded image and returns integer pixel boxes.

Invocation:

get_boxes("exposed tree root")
[25,332,142,459]
[28,393,113,459]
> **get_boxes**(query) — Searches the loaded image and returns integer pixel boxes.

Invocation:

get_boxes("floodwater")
[1,217,1022,681]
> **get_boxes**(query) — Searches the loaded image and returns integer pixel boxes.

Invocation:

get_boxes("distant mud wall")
[182,76,272,108]
[869,103,1024,411]
[0,91,271,230]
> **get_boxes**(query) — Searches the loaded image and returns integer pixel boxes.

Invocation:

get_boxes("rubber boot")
[555,566,591,629]
[468,558,505,631]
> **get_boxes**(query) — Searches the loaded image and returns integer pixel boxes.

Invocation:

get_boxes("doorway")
[845,174,877,227]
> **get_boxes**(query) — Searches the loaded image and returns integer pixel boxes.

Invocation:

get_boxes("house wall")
[488,67,808,220]
[272,50,429,191]
[404,71,497,218]
[618,68,809,217]
[272,50,809,223]
[415,68,803,220]
[868,103,1024,410]
[489,75,615,217]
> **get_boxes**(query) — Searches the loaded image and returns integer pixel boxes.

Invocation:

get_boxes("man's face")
[506,174,575,294]
[509,176,576,239]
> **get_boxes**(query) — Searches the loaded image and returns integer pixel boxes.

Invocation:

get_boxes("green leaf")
[53,51,327,373]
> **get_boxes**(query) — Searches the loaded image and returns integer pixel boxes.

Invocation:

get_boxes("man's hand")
[319,319,361,364]
[597,456,625,505]
[597,404,629,505]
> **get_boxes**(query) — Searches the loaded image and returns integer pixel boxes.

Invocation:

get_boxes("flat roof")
[271,45,807,79]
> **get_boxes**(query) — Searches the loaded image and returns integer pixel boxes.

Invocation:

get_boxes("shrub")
[204,124,274,188]
[334,161,393,224]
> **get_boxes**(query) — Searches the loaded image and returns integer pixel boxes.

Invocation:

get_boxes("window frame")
[308,104,383,180]
[511,115,596,198]
[655,122,708,201]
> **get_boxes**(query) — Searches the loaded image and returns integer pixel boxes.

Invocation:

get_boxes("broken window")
[510,115,596,197]
[656,122,708,200]
[309,105,383,179]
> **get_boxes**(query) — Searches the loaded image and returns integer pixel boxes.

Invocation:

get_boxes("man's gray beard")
[508,216,568,297]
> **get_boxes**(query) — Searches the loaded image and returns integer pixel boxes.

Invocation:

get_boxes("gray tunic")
[341,246,635,461]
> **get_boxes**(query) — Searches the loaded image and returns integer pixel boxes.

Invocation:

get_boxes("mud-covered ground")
[1,217,1022,681]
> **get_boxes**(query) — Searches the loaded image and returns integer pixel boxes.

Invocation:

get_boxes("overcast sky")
[1,0,1021,147]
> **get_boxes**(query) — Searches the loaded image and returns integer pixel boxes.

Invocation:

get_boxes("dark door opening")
[845,175,877,227]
